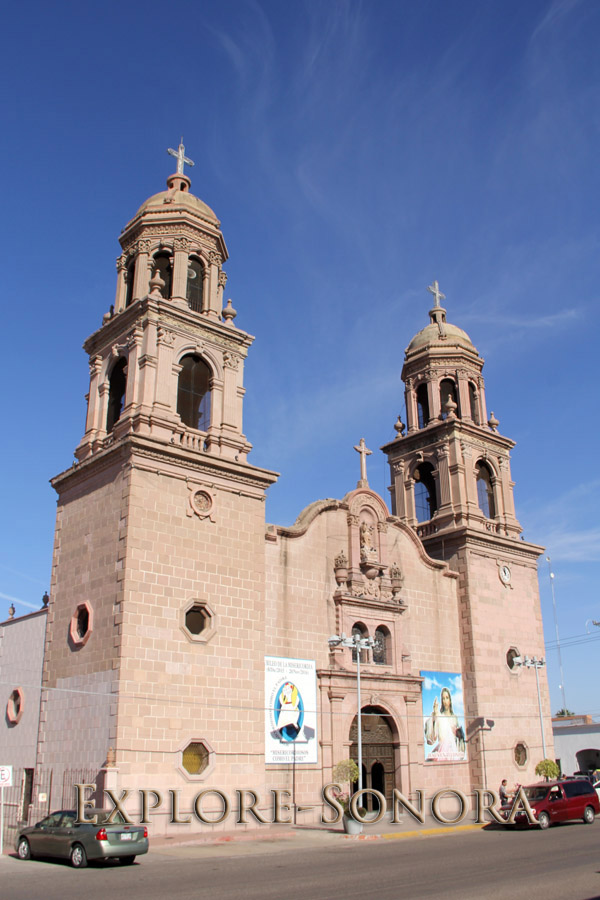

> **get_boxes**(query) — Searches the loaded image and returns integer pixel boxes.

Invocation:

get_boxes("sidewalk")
[150,809,489,854]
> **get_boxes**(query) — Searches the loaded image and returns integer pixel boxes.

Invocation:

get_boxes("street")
[2,823,600,900]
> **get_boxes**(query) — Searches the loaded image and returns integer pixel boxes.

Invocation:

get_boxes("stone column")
[393,461,406,519]
[427,374,441,420]
[85,355,103,436]
[436,444,452,511]
[457,371,470,420]
[172,238,190,299]
[217,269,227,316]
[222,352,240,430]
[123,326,143,411]
[114,255,128,313]
[133,240,151,300]
[154,327,177,412]
[461,442,478,511]
[405,379,418,432]
[207,251,221,318]
[478,376,488,425]
[405,475,416,525]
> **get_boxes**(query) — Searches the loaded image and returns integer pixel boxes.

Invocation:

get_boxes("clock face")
[500,565,511,585]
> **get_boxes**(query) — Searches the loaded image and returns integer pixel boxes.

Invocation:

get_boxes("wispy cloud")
[521,480,600,562]
[0,592,39,610]
[530,0,586,43]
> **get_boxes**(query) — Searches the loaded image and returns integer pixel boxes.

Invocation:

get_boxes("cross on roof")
[427,280,445,308]
[167,139,195,175]
[354,437,372,487]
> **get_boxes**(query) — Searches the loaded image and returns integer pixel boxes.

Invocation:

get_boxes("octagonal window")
[69,601,93,647]
[177,737,216,782]
[514,742,528,767]
[181,600,216,644]
[7,687,24,725]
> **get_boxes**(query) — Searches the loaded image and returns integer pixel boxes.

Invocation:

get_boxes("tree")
[332,758,359,787]
[535,759,560,781]
[555,708,575,717]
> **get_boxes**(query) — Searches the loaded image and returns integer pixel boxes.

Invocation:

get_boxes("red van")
[518,779,599,829]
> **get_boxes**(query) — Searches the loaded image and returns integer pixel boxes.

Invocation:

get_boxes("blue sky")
[1,0,598,717]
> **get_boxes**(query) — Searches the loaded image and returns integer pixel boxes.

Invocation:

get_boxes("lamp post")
[328,631,375,794]
[546,557,566,711]
[515,655,547,758]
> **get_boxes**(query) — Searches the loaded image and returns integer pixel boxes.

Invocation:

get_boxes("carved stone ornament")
[127,328,142,351]
[389,563,404,596]
[157,326,176,347]
[333,550,349,585]
[187,486,216,522]
[218,271,228,287]
[89,355,103,377]
[405,377,414,391]
[116,254,128,271]
[174,237,191,252]
[460,441,472,459]
[223,351,240,370]
[393,461,405,475]
[209,250,222,266]
[137,239,151,254]
[347,513,359,526]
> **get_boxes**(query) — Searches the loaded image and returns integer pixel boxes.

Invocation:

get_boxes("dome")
[134,188,219,226]
[407,320,475,353]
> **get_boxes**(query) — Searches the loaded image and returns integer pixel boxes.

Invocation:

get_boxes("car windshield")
[525,787,548,802]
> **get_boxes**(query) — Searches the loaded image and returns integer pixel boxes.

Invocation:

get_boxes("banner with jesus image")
[421,670,467,762]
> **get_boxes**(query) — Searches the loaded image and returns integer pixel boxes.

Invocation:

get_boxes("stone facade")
[32,164,552,832]
[0,609,47,769]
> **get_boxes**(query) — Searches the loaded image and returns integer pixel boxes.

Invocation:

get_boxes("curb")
[344,823,487,841]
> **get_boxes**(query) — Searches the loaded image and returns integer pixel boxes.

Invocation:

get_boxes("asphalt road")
[2,823,600,900]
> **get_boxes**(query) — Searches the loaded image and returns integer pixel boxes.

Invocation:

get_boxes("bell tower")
[382,282,552,792]
[37,146,278,813]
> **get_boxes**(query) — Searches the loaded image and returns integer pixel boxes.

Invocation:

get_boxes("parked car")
[593,780,600,802]
[15,809,149,867]
[510,780,600,830]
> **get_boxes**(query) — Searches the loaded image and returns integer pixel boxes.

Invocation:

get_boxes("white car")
[594,781,600,802]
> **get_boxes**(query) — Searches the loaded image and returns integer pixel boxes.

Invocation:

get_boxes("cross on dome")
[427,280,445,308]
[354,437,372,488]
[167,138,195,175]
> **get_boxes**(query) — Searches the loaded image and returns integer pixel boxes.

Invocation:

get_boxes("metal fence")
[1,766,99,852]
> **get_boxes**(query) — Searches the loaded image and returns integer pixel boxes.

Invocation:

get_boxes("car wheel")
[70,843,88,868]
[583,806,595,824]
[119,855,136,865]
[537,811,551,830]
[17,838,31,860]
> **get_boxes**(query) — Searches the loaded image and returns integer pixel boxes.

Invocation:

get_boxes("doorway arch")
[349,705,397,810]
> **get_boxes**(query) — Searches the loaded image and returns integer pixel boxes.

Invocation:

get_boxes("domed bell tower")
[382,282,551,794]
[37,145,278,807]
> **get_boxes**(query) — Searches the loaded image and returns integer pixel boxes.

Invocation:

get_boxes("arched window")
[351,622,369,663]
[177,355,211,431]
[373,626,391,665]
[106,358,127,433]
[439,379,458,419]
[186,258,204,312]
[468,382,479,423]
[124,259,136,308]
[414,462,437,522]
[153,252,172,299]
[416,384,430,428]
[476,461,496,518]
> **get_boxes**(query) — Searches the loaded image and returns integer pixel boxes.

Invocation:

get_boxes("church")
[26,145,552,831]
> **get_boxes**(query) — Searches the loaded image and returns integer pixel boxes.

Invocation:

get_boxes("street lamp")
[328,631,375,794]
[514,655,547,758]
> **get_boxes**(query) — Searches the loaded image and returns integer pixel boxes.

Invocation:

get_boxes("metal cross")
[167,138,195,175]
[353,438,372,485]
[427,280,445,308]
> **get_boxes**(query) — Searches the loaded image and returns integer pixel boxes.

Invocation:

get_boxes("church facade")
[34,150,552,831]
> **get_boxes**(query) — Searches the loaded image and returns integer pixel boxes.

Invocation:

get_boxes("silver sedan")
[16,809,149,868]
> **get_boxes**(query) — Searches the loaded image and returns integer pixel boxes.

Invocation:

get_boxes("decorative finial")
[353,438,372,488]
[488,412,499,432]
[149,265,166,299]
[222,298,237,327]
[167,139,195,176]
[8,604,15,619]
[106,746,116,767]
[443,394,458,418]
[393,415,405,438]
[42,592,49,608]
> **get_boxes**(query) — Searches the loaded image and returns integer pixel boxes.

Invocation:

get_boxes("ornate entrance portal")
[350,706,396,809]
